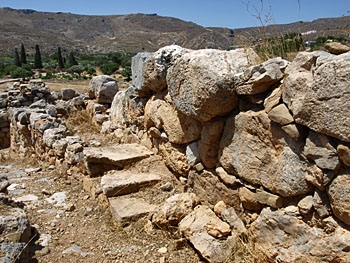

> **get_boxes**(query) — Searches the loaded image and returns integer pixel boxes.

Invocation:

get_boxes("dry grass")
[45,79,90,93]
[226,236,266,263]
[64,109,101,135]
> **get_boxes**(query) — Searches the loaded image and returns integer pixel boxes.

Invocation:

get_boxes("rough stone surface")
[144,96,202,144]
[220,110,312,197]
[239,187,283,210]
[288,52,350,142]
[179,205,236,263]
[152,193,199,227]
[109,196,156,223]
[298,195,314,215]
[131,52,153,96]
[88,75,118,104]
[304,130,339,170]
[188,170,241,210]
[167,48,259,122]
[198,118,224,169]
[264,86,282,113]
[235,57,288,95]
[337,144,350,167]
[61,88,77,101]
[84,144,154,176]
[325,42,350,55]
[158,142,190,177]
[328,173,350,225]
[101,172,161,197]
[267,103,294,125]
[249,208,350,262]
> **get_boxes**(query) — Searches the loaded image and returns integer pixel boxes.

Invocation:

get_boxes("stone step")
[83,144,154,177]
[108,196,156,224]
[101,171,161,197]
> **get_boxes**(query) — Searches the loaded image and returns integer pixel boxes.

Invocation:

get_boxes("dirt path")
[0,149,201,263]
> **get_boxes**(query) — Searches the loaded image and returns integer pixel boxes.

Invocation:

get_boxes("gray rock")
[186,141,200,166]
[131,52,153,96]
[249,208,350,262]
[303,131,339,170]
[235,57,288,95]
[88,75,118,104]
[220,110,312,197]
[61,88,77,100]
[168,48,258,122]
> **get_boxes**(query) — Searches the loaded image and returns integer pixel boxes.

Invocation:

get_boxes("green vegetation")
[0,44,134,80]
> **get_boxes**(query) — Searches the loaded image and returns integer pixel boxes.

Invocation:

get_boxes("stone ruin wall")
[2,44,350,262]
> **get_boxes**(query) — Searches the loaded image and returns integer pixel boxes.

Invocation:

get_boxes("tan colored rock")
[213,201,227,217]
[158,142,190,177]
[188,170,241,210]
[198,118,224,168]
[239,187,264,211]
[264,86,282,113]
[305,164,325,191]
[239,187,283,210]
[101,172,161,197]
[281,123,302,141]
[152,193,199,227]
[249,208,350,262]
[215,167,239,186]
[144,96,202,144]
[221,207,247,235]
[268,103,294,125]
[328,173,350,225]
[179,205,237,263]
[337,144,350,167]
[298,195,314,215]
[167,48,258,122]
[325,42,350,55]
[220,111,312,197]
[205,220,231,238]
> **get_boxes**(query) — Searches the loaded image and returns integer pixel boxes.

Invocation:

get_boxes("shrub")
[10,67,33,78]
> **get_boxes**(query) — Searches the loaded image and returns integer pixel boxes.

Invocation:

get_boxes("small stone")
[214,201,227,217]
[298,196,313,215]
[159,182,173,192]
[157,247,167,254]
[194,163,204,172]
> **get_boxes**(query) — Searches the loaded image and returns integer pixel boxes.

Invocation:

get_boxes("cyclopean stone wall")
[102,45,350,262]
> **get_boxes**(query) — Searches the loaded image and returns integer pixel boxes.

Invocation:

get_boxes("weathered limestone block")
[239,187,283,210]
[337,144,350,167]
[325,42,350,55]
[199,118,225,169]
[152,193,199,227]
[88,75,118,104]
[167,48,259,122]
[110,87,147,128]
[286,51,350,142]
[140,45,189,94]
[328,173,350,225]
[188,170,241,210]
[267,103,294,126]
[158,142,190,177]
[235,57,288,95]
[303,130,339,170]
[220,111,312,197]
[264,86,282,113]
[144,95,202,144]
[101,171,161,197]
[179,205,237,263]
[131,52,153,97]
[249,208,350,262]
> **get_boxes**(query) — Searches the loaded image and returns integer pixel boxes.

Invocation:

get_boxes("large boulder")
[219,110,312,197]
[249,208,350,262]
[167,48,259,122]
[328,173,350,225]
[283,51,350,142]
[131,52,153,97]
[88,75,118,104]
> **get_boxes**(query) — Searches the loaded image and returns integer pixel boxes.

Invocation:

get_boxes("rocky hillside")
[0,7,234,54]
[1,7,349,55]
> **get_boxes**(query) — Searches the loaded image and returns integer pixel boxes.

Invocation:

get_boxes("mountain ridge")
[0,7,349,55]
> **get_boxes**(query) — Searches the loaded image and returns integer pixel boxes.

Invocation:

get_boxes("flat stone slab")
[109,196,156,223]
[84,144,154,177]
[101,172,161,197]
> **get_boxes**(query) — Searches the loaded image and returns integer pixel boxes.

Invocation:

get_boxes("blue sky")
[0,0,349,28]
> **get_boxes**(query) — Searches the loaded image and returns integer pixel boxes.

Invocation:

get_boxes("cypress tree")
[57,47,64,69]
[68,52,78,67]
[20,43,27,64]
[34,44,43,69]
[14,48,21,67]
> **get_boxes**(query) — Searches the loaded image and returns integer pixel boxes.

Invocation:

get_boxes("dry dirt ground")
[0,145,202,263]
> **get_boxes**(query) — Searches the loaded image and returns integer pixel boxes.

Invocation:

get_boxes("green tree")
[68,52,78,67]
[34,44,43,69]
[70,65,84,75]
[20,43,27,64]
[14,48,21,67]
[57,47,65,69]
